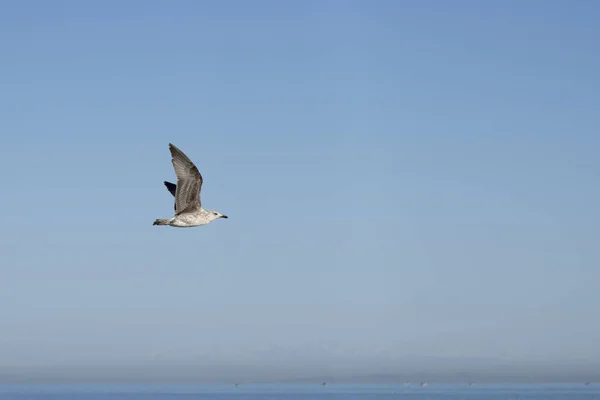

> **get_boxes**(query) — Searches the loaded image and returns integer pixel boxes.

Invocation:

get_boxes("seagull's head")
[208,210,228,222]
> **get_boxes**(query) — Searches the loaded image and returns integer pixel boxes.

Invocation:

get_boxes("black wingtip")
[163,181,177,196]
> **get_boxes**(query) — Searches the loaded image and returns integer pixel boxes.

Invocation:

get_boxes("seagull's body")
[153,143,228,228]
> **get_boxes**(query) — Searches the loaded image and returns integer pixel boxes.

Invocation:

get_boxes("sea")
[0,383,598,400]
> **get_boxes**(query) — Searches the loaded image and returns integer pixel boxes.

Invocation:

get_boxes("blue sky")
[1,0,599,372]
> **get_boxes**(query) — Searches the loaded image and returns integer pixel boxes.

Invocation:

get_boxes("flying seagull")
[153,143,228,228]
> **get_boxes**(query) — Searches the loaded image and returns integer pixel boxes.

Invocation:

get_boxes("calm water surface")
[0,384,598,400]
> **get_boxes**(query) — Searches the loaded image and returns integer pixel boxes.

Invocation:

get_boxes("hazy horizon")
[2,352,600,384]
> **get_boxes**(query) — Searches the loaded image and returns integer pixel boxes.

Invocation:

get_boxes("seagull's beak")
[220,215,228,219]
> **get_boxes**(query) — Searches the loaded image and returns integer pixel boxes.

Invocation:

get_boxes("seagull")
[153,143,228,228]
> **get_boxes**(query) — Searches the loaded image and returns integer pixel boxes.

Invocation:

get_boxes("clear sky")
[1,0,599,377]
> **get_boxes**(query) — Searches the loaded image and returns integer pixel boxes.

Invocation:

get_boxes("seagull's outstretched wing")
[169,143,203,215]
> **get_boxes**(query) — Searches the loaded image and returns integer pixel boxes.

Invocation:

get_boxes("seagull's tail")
[153,218,171,226]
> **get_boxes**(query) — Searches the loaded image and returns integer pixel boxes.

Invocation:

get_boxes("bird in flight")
[153,143,228,228]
